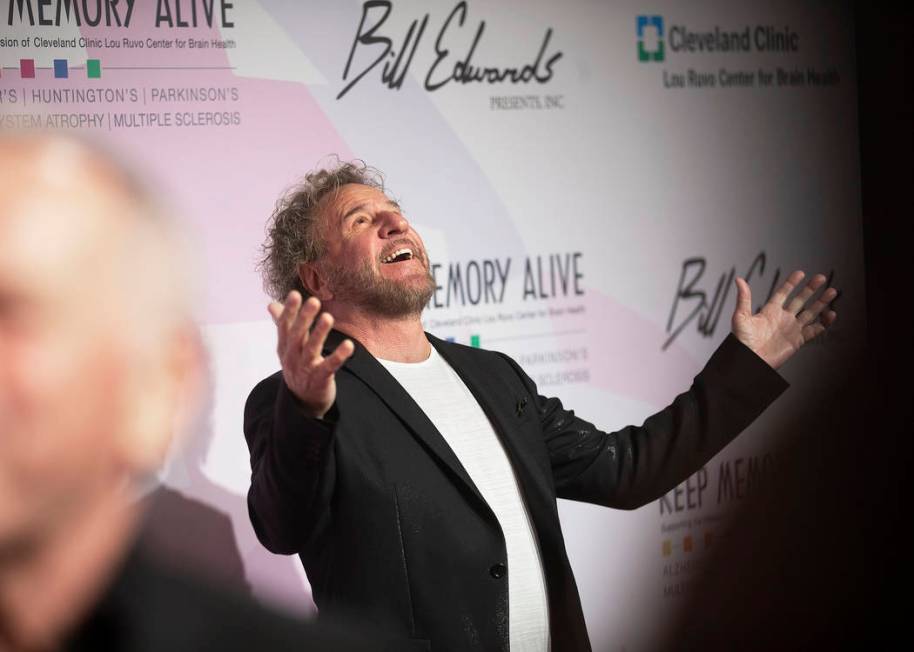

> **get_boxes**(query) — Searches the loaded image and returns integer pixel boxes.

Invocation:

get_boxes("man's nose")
[378,211,408,237]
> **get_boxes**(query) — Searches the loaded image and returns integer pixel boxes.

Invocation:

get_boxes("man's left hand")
[731,270,838,369]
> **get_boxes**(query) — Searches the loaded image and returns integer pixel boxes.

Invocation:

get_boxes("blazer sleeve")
[244,373,337,554]
[504,334,789,509]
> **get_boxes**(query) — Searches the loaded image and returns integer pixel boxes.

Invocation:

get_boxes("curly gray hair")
[259,160,386,301]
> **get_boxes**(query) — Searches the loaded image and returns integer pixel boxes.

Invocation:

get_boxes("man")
[0,135,368,652]
[245,162,837,651]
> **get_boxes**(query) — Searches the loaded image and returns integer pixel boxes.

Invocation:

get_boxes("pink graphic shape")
[536,289,701,408]
[20,59,35,78]
[75,21,353,324]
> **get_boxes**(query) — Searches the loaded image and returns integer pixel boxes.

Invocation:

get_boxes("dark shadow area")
[139,485,249,594]
[651,4,911,649]
[661,355,900,649]
[139,351,311,606]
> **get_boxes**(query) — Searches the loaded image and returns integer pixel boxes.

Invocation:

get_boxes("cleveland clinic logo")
[637,15,664,62]
[635,15,800,61]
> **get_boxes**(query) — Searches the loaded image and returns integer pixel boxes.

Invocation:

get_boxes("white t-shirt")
[378,346,550,652]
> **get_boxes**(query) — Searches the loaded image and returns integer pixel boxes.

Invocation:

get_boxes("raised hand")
[731,271,838,370]
[268,292,355,418]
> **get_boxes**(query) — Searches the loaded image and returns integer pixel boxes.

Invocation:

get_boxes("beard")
[323,257,435,318]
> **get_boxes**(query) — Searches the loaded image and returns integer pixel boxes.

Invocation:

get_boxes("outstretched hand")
[731,271,838,370]
[268,292,354,418]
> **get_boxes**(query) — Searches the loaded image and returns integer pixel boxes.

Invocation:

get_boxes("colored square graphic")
[54,59,68,78]
[662,540,672,557]
[470,334,481,348]
[20,59,35,78]
[86,59,101,78]
[636,15,665,62]
[683,535,693,552]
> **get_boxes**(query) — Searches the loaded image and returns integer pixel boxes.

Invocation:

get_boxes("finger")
[786,274,827,314]
[268,302,288,355]
[288,296,321,354]
[801,322,826,342]
[273,292,301,354]
[279,291,302,333]
[734,276,753,318]
[311,339,355,381]
[303,312,334,361]
[821,310,837,327]
[267,301,285,323]
[797,287,838,324]
[769,270,805,307]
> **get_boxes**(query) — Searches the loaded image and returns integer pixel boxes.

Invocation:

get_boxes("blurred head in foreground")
[0,133,372,652]
[0,132,203,649]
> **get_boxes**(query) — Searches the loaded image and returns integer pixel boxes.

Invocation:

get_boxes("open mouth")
[381,247,415,264]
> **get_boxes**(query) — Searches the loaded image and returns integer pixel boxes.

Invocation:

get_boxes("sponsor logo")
[338,1,563,99]
[5,0,236,29]
[637,14,800,60]
[636,15,664,62]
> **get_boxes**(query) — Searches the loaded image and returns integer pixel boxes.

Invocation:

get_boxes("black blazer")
[244,331,787,651]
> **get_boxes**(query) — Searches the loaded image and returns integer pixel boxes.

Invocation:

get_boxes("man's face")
[315,183,434,317]
[0,145,137,549]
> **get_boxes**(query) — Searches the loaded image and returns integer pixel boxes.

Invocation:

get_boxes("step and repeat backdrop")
[1,1,863,649]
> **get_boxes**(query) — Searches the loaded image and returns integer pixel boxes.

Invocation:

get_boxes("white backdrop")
[1,1,863,648]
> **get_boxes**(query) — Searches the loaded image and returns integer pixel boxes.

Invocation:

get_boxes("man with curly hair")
[245,161,837,651]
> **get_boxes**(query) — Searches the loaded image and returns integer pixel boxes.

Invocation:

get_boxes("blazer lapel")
[324,330,489,510]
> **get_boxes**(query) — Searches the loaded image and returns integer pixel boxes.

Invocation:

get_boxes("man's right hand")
[268,292,355,419]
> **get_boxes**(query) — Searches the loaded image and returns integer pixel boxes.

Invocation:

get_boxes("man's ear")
[298,261,334,301]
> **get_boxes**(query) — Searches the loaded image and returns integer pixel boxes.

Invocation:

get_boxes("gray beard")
[324,259,435,318]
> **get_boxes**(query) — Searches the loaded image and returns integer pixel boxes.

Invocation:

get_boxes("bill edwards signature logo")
[337,0,563,100]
